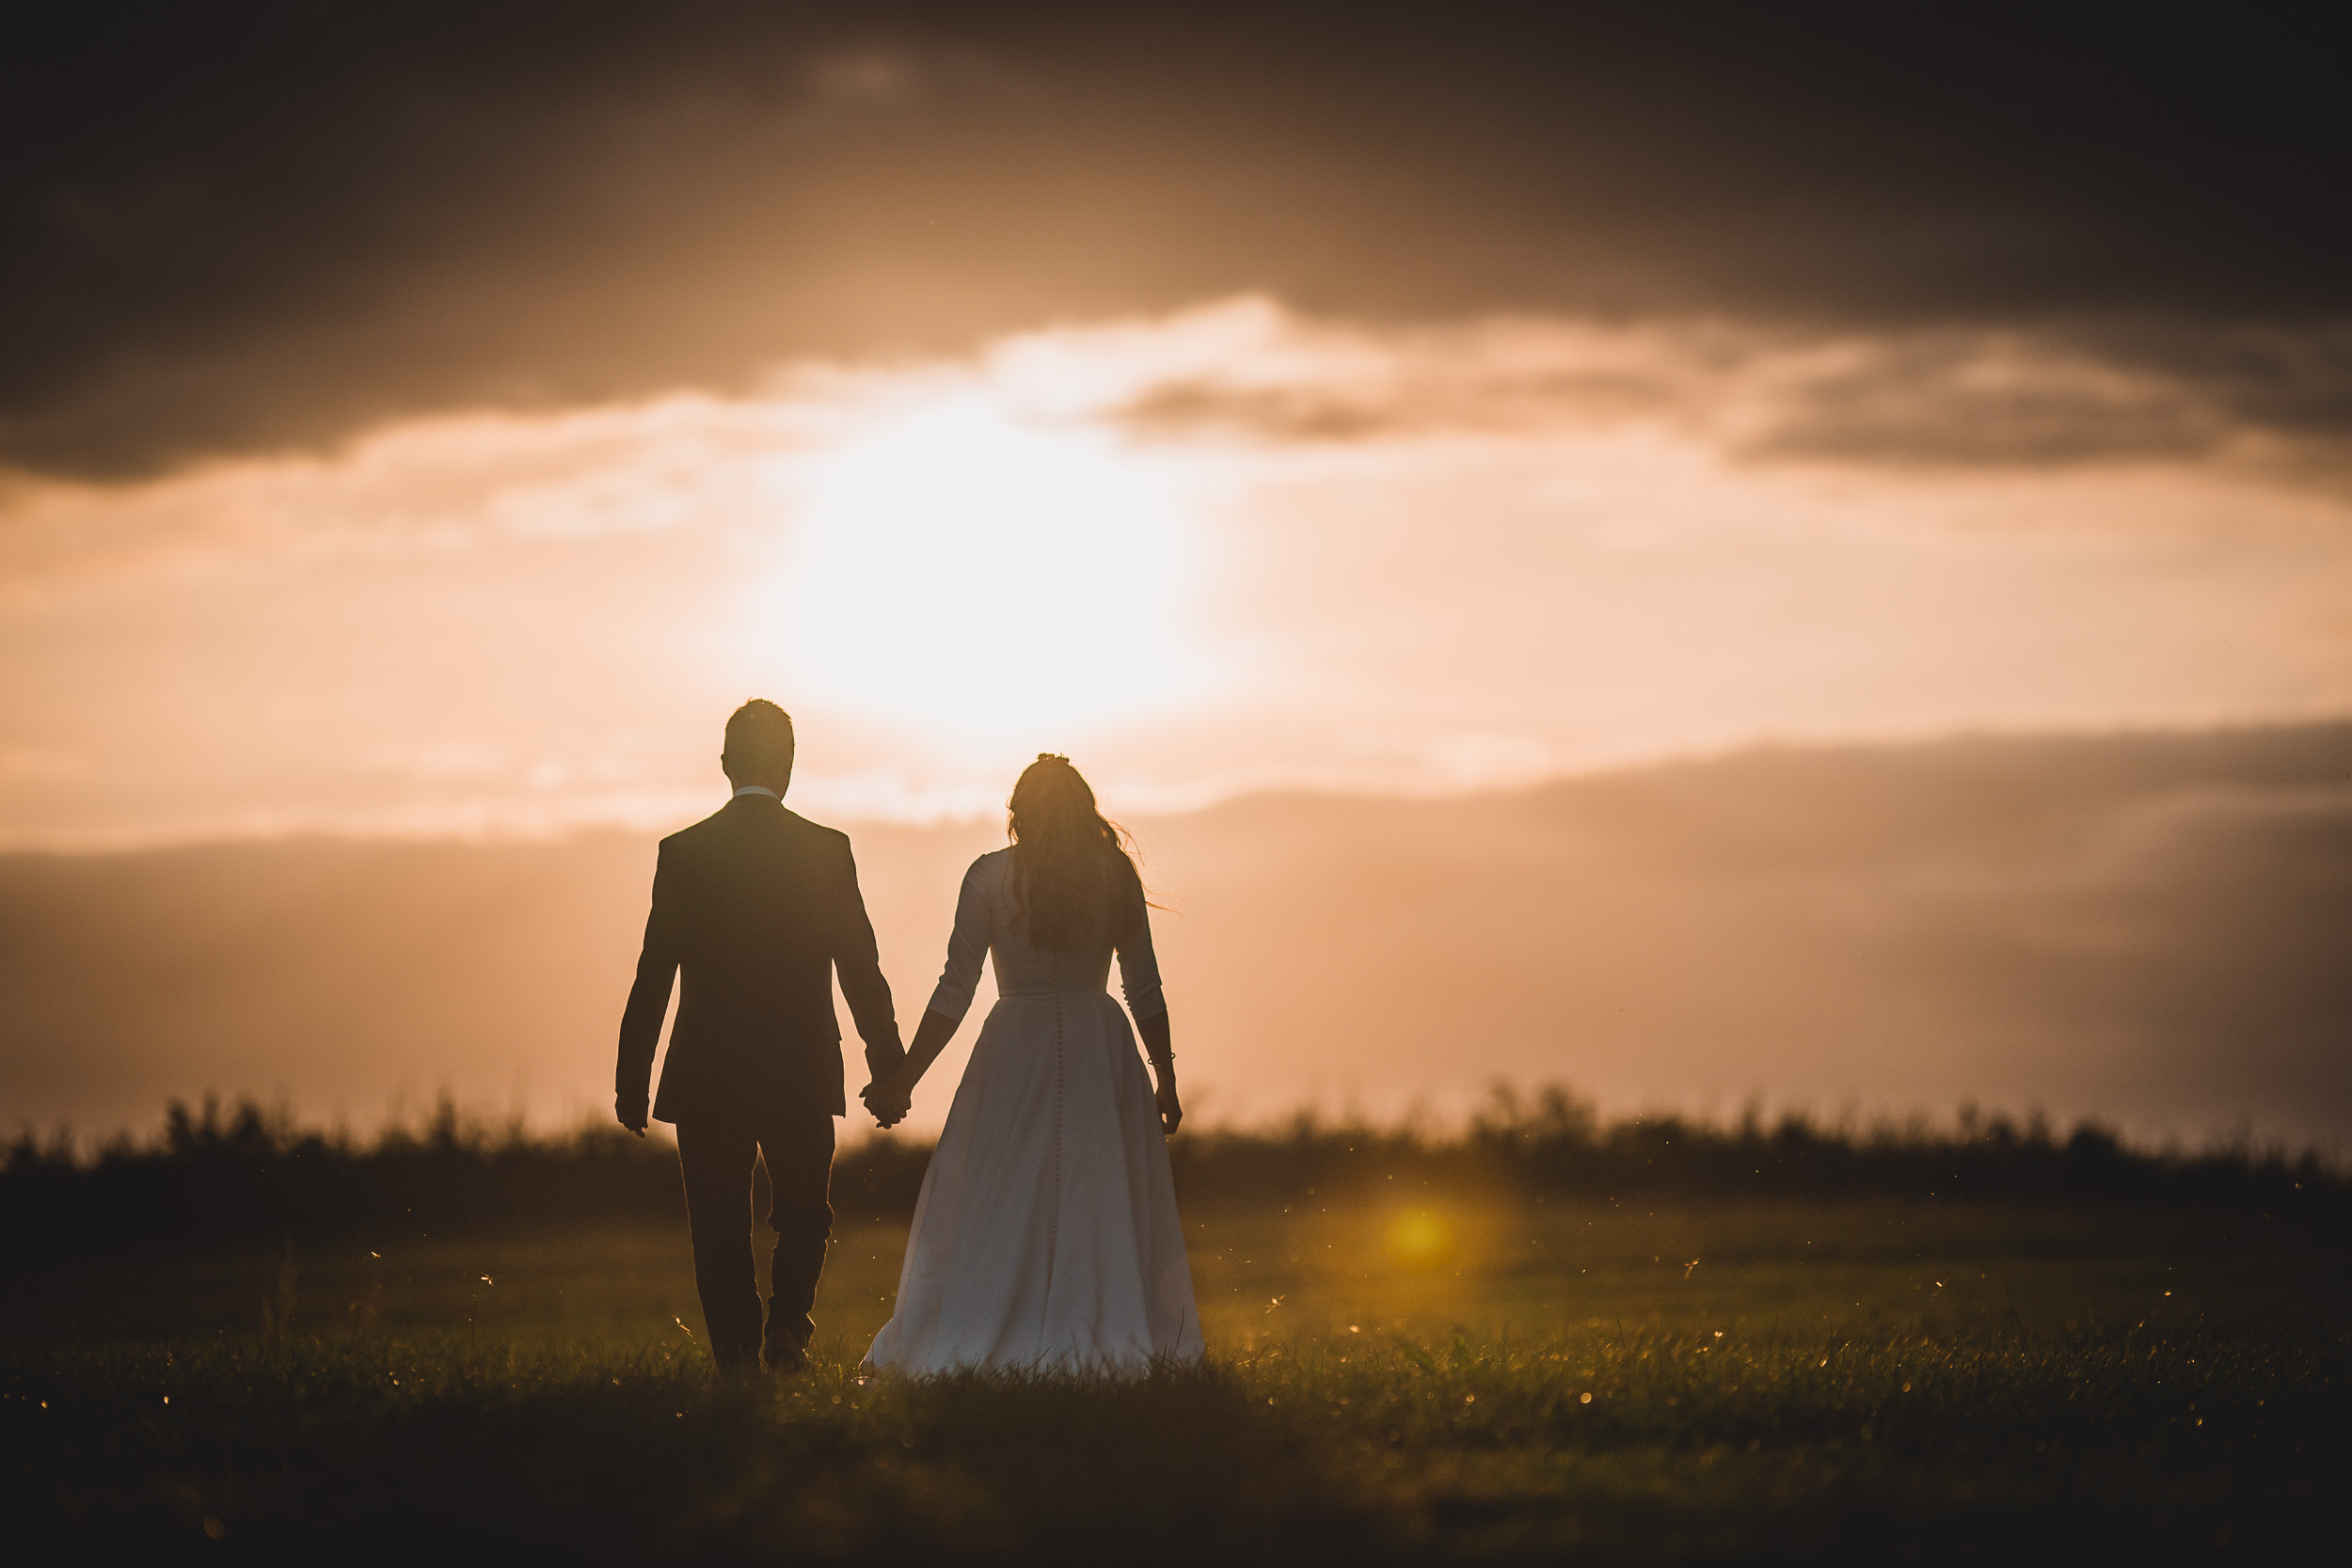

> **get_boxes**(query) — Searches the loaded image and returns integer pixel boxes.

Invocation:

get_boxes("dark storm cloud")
[6,1,2349,478]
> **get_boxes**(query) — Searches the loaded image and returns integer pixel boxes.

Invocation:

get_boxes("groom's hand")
[615,1097,647,1137]
[860,1079,910,1130]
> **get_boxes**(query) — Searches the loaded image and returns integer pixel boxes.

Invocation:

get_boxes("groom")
[615,700,906,1372]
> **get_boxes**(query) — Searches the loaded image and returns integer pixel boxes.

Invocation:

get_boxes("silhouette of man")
[615,701,904,1372]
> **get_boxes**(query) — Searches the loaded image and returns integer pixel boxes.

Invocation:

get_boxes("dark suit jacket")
[616,794,903,1123]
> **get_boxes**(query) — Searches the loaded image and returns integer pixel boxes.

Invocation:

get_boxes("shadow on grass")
[3,1342,1379,1565]
[8,1321,2348,1564]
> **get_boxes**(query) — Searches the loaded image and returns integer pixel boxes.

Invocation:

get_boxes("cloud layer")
[3,297,2350,849]
[1113,311,2352,483]
[8,2,2348,477]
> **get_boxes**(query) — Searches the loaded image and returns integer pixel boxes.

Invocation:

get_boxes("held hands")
[861,1070,914,1131]
[615,1097,647,1138]
[868,1010,957,1132]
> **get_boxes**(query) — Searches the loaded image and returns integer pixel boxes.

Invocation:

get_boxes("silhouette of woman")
[862,754,1203,1373]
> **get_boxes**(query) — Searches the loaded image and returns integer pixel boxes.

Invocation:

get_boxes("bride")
[859,754,1204,1374]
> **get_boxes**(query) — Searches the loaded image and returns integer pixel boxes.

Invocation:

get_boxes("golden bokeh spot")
[1384,1207,1457,1273]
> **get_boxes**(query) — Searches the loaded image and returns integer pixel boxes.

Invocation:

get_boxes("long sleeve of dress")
[1116,903,1168,1021]
[615,840,682,1116]
[923,858,994,1024]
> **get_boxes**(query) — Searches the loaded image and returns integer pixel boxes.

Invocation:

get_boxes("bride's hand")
[862,1072,912,1129]
[1153,1076,1183,1137]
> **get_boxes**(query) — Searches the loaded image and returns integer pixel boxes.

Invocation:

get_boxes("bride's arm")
[898,1009,961,1091]
[1118,897,1180,1134]
[1136,1008,1181,1135]
[863,858,991,1124]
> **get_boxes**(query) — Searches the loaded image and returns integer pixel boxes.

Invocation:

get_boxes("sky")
[1,3,2347,1134]
[9,4,2350,480]
[4,296,2349,846]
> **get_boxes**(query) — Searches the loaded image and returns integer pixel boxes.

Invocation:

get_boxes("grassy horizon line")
[4,1083,2342,1265]
[8,1082,2344,1173]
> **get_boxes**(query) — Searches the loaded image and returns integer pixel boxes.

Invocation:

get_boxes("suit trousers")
[675,1107,836,1370]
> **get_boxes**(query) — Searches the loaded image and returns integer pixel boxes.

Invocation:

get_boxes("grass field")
[6,1195,2346,1563]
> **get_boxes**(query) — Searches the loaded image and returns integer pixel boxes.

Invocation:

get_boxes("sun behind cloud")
[766,391,1206,750]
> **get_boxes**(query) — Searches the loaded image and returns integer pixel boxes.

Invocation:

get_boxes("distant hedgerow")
[4,1084,2340,1257]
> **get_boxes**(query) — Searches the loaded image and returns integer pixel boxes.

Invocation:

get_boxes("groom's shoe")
[761,1310,813,1373]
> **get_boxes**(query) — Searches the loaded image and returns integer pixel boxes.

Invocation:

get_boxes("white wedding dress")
[864,849,1204,1375]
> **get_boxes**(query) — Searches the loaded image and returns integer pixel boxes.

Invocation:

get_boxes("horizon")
[19,1079,2345,1170]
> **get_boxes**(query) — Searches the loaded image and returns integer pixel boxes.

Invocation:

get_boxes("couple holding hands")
[615,700,1202,1376]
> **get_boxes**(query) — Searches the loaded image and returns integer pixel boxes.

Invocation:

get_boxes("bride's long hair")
[1007,754,1147,952]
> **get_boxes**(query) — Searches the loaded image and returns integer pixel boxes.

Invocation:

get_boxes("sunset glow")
[767,392,1200,744]
[2,298,2349,850]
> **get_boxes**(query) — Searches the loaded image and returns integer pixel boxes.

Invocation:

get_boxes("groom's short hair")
[723,699,795,778]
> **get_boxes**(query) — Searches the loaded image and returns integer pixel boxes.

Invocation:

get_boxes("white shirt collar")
[731,784,780,801]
